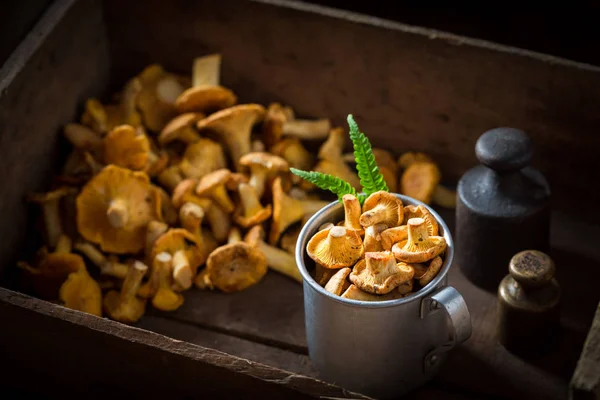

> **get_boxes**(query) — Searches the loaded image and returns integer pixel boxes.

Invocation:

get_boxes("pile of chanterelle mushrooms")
[17,54,454,323]
[307,192,447,301]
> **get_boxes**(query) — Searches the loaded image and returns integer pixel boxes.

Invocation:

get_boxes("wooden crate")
[1,0,599,398]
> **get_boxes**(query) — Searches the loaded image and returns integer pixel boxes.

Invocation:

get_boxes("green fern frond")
[290,168,357,202]
[347,114,389,196]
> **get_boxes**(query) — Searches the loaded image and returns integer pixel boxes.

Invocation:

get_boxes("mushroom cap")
[136,65,183,132]
[22,253,85,300]
[225,172,250,191]
[341,284,404,301]
[103,290,146,323]
[324,267,351,296]
[380,225,408,251]
[175,85,237,114]
[151,228,204,271]
[239,152,289,172]
[392,218,447,263]
[171,179,210,210]
[179,138,227,179]
[159,112,204,145]
[419,256,443,286]
[206,242,267,293]
[317,127,345,161]
[403,204,439,236]
[399,161,441,204]
[76,165,162,254]
[306,226,364,269]
[103,125,150,171]
[195,168,231,196]
[397,152,433,170]
[59,267,102,316]
[262,102,290,147]
[349,251,414,294]
[153,287,185,311]
[360,191,404,228]
[269,177,305,245]
[269,138,313,172]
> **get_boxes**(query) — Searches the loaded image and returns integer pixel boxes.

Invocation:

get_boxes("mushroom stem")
[157,166,183,192]
[120,261,147,303]
[342,194,362,232]
[211,184,235,213]
[63,123,103,151]
[205,204,231,243]
[54,235,72,254]
[228,138,252,172]
[145,221,169,257]
[74,241,128,279]
[179,126,202,143]
[228,227,242,244]
[42,200,63,250]
[83,152,104,175]
[364,224,387,252]
[360,204,393,227]
[139,253,166,298]
[107,199,129,228]
[153,252,184,311]
[282,119,331,140]
[172,249,192,290]
[257,241,303,282]
[248,169,267,198]
[380,225,408,251]
[239,183,265,217]
[407,217,430,244]
[179,202,204,236]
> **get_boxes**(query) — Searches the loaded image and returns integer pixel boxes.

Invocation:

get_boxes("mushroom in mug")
[349,251,414,294]
[306,226,364,269]
[324,267,351,296]
[359,191,404,228]
[392,218,447,263]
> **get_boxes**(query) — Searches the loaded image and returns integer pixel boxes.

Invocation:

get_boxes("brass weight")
[497,250,561,355]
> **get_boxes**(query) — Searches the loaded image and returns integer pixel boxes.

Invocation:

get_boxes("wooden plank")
[138,315,315,377]
[570,302,600,400]
[0,0,110,278]
[103,0,600,222]
[0,288,371,399]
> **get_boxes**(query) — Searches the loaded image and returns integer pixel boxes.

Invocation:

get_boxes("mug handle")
[420,286,472,372]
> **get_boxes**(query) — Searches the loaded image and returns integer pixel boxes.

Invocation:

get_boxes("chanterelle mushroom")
[392,218,447,263]
[59,265,102,317]
[349,251,414,294]
[103,124,151,171]
[27,187,77,249]
[282,117,331,140]
[419,256,443,287]
[175,54,237,114]
[171,178,212,211]
[314,128,361,190]
[74,240,129,279]
[205,230,268,293]
[341,284,404,301]
[233,183,272,228]
[151,228,204,291]
[245,226,302,282]
[262,102,294,147]
[76,165,162,254]
[178,138,227,180]
[269,138,314,184]
[380,226,408,251]
[152,252,185,311]
[269,177,329,245]
[307,226,364,269]
[195,169,235,213]
[342,194,363,234]
[18,235,84,300]
[403,204,438,236]
[364,223,388,252]
[158,112,204,146]
[196,104,266,171]
[360,191,404,228]
[103,261,148,323]
[136,64,186,132]
[239,152,289,198]
[400,161,441,205]
[324,267,351,296]
[63,123,103,153]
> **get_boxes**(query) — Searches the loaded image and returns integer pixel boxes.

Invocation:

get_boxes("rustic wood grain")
[0,288,372,399]
[570,302,600,400]
[0,0,110,278]
[103,0,600,222]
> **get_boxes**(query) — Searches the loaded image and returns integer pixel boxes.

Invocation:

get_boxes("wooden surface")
[570,302,600,399]
[129,208,599,400]
[103,0,600,223]
[0,0,110,278]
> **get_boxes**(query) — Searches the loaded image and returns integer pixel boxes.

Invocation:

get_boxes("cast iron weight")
[455,127,551,292]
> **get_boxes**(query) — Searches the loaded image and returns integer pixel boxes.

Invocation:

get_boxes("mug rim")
[295,193,454,309]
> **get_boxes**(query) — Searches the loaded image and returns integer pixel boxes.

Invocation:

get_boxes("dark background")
[3,1,600,68]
